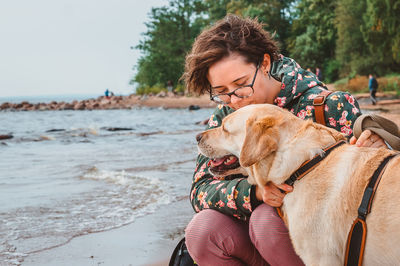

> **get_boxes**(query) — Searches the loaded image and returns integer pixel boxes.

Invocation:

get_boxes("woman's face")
[207,53,281,110]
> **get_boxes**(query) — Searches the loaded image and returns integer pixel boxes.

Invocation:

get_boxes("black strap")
[345,153,397,266]
[345,218,367,266]
[284,141,346,187]
[358,154,396,220]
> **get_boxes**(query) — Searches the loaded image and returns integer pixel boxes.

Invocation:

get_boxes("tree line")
[132,0,400,92]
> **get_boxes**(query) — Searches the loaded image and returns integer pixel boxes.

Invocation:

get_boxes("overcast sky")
[0,0,167,97]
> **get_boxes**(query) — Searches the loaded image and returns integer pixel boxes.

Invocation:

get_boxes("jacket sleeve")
[190,105,262,221]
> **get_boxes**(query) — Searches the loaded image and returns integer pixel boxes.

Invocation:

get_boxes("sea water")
[0,107,213,265]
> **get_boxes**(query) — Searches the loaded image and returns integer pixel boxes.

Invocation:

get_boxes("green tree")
[335,0,368,77]
[226,0,295,55]
[361,0,400,75]
[203,0,230,23]
[336,0,400,77]
[133,0,206,90]
[288,0,337,81]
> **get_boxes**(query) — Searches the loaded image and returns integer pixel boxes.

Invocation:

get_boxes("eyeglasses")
[209,63,260,104]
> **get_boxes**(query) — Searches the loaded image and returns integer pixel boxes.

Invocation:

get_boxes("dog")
[196,103,400,265]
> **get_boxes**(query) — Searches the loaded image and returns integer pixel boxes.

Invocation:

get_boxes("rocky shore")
[1,91,399,116]
[0,92,217,111]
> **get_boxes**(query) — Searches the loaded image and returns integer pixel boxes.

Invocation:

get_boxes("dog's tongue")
[211,155,238,167]
[211,157,226,167]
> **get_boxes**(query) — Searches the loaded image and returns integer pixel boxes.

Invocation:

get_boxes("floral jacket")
[190,55,362,221]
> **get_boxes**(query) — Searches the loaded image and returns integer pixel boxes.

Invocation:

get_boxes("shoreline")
[0,91,399,112]
[0,94,217,111]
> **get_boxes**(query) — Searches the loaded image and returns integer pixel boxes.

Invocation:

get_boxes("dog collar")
[284,140,346,187]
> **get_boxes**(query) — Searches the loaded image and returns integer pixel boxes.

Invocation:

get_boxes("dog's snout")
[196,132,203,143]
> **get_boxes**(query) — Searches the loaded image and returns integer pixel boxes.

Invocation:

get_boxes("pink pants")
[185,204,305,266]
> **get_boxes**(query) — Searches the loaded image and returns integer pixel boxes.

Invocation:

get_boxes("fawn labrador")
[196,104,400,266]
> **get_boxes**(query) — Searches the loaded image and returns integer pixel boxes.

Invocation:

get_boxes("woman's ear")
[261,53,271,75]
[239,115,279,167]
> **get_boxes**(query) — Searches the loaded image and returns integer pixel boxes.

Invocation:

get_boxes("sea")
[0,95,213,265]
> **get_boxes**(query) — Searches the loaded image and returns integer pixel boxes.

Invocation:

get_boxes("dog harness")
[344,153,398,266]
[277,148,398,265]
[313,89,333,125]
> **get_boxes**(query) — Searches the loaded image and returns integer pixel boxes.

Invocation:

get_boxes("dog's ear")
[240,116,279,167]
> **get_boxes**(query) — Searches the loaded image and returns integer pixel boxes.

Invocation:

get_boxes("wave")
[0,167,172,265]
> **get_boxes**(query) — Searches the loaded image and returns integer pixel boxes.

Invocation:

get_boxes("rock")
[102,127,133,131]
[188,105,200,111]
[74,102,86,110]
[64,103,74,110]
[45,129,65,132]
[0,134,13,140]
[38,104,49,111]
[0,102,10,109]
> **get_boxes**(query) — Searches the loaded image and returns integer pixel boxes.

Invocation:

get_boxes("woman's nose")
[230,94,242,104]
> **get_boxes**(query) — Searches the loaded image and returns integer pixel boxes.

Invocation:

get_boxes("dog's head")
[197,104,346,185]
[196,104,287,180]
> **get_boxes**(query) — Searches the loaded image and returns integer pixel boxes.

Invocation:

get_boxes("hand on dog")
[349,129,387,149]
[256,182,293,207]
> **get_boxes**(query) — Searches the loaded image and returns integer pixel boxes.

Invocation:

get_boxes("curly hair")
[183,14,280,95]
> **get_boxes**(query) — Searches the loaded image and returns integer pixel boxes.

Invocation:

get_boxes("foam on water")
[0,168,172,265]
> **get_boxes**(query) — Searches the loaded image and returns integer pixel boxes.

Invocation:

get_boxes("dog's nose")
[196,133,203,143]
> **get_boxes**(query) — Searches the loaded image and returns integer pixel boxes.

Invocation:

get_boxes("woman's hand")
[349,129,387,149]
[256,182,293,207]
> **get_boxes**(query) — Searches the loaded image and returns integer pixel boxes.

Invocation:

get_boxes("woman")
[183,15,386,266]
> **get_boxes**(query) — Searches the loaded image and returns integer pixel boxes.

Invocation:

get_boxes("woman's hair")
[183,14,279,95]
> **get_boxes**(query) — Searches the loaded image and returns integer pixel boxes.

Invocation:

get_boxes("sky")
[0,0,167,97]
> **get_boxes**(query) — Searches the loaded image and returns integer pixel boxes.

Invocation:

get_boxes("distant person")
[105,89,110,99]
[167,80,174,93]
[316,67,323,81]
[369,74,378,105]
